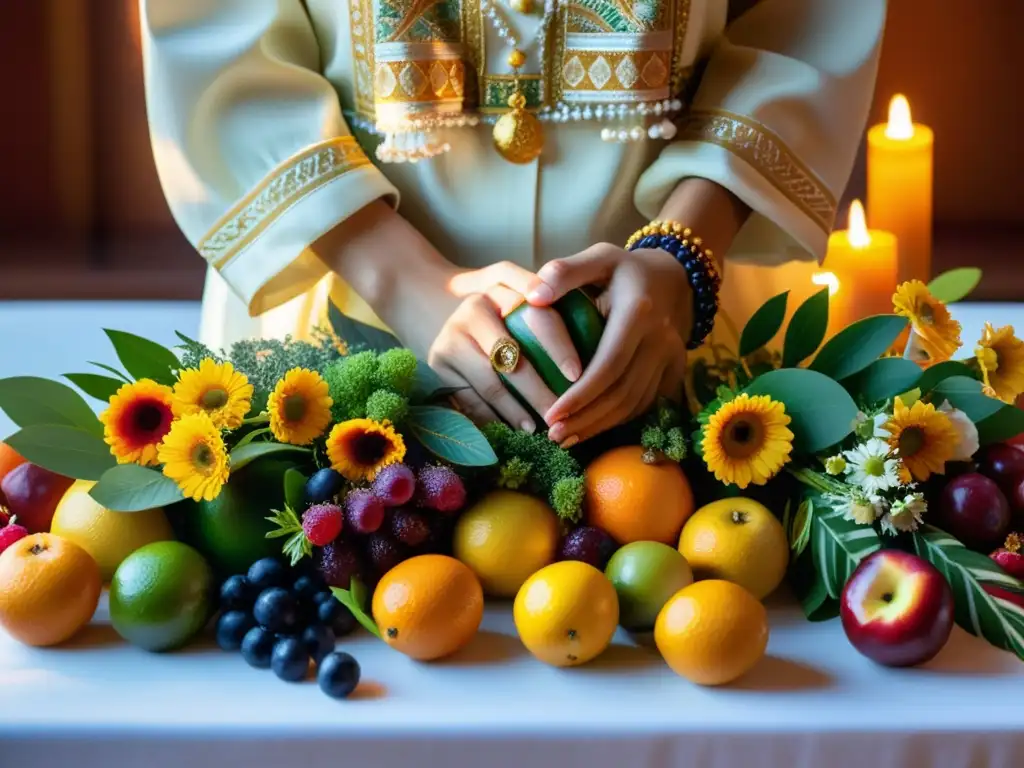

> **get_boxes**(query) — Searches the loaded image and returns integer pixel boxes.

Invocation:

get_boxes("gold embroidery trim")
[669,0,691,92]
[561,50,670,92]
[678,109,837,233]
[351,0,376,118]
[198,137,372,269]
[374,59,466,103]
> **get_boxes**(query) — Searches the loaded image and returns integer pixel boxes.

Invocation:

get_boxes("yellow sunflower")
[326,418,406,482]
[173,358,254,429]
[98,379,176,466]
[883,397,957,482]
[892,280,962,366]
[157,412,230,502]
[267,368,333,445]
[701,394,794,489]
[975,323,1024,404]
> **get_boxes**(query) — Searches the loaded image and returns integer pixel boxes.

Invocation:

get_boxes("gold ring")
[489,337,521,374]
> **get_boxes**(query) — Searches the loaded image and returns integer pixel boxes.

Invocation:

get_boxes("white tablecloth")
[2,301,1024,768]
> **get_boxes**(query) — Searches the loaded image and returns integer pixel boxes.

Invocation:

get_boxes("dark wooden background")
[0,0,1021,300]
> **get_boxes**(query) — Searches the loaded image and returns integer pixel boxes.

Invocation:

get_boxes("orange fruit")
[678,496,789,600]
[372,554,484,661]
[0,532,102,647]
[654,580,769,686]
[584,445,694,545]
[0,441,26,485]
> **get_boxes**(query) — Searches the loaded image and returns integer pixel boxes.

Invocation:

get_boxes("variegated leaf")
[809,501,883,599]
[913,525,1024,661]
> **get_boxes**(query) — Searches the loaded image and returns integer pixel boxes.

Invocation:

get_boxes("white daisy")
[833,493,884,526]
[881,492,927,535]
[938,400,980,462]
[844,438,900,495]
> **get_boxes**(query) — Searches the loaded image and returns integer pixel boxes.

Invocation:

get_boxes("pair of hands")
[428,244,692,447]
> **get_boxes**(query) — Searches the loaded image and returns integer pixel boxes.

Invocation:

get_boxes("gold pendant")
[492,91,544,164]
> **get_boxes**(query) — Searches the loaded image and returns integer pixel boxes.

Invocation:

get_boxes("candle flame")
[885,95,915,140]
[847,199,871,248]
[812,272,840,296]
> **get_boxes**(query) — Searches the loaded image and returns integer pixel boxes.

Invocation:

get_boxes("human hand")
[526,245,692,446]
[426,261,583,432]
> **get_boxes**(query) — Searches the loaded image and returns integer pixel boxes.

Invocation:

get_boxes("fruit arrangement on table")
[2,269,1024,700]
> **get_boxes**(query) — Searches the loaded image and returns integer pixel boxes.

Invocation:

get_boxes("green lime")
[505,287,605,397]
[176,457,299,576]
[109,541,214,652]
[605,541,694,632]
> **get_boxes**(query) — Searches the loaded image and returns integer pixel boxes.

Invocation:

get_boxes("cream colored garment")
[139,0,886,351]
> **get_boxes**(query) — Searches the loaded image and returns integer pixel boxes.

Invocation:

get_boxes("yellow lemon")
[513,560,619,667]
[655,579,769,686]
[51,480,174,582]
[678,496,789,600]
[453,490,560,597]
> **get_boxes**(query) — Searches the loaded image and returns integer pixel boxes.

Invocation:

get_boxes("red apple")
[1006,433,1024,453]
[936,473,1011,552]
[978,444,1024,496]
[0,463,74,533]
[840,550,955,667]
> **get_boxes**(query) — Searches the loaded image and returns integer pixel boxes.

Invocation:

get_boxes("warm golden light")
[812,271,840,296]
[847,200,871,248]
[885,95,915,140]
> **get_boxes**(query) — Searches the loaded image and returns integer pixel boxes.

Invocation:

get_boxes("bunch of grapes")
[303,462,468,589]
[214,557,361,699]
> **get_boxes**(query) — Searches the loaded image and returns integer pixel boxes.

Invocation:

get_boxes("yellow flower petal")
[701,393,793,490]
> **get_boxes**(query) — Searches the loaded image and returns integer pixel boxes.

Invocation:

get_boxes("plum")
[937,473,1011,552]
[0,463,74,533]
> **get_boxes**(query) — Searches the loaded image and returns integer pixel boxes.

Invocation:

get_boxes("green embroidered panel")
[565,0,668,34]
[480,77,542,111]
[375,0,462,44]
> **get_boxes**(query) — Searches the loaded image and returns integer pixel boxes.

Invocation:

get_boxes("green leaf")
[332,582,382,639]
[789,540,839,622]
[808,500,883,599]
[409,361,467,403]
[328,301,401,353]
[782,288,830,368]
[63,373,123,403]
[104,329,181,386]
[743,368,860,452]
[918,360,976,393]
[405,405,498,466]
[0,376,103,436]
[739,291,789,357]
[976,406,1024,446]
[233,427,271,450]
[264,505,310,566]
[5,425,116,480]
[89,464,184,512]
[88,362,131,383]
[809,315,909,381]
[913,526,1024,661]
[843,358,922,404]
[283,468,308,511]
[229,442,311,473]
[787,499,813,557]
[928,267,983,304]
[930,375,1003,423]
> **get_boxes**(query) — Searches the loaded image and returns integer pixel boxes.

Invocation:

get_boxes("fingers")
[515,303,582,383]
[549,345,663,446]
[448,375,501,426]
[448,332,539,432]
[527,244,622,306]
[545,276,651,425]
[449,260,543,305]
[465,296,559,428]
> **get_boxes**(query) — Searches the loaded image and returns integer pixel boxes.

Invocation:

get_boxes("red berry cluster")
[300,463,468,589]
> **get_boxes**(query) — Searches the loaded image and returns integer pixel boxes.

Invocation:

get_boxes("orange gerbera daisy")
[975,323,1024,404]
[892,280,962,366]
[883,397,957,482]
[99,379,176,466]
[326,418,406,482]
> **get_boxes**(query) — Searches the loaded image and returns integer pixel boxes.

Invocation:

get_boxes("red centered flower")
[99,379,176,466]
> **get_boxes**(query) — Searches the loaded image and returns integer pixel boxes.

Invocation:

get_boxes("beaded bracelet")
[625,220,721,350]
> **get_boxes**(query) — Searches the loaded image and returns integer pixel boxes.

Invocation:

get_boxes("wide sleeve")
[634,0,887,265]
[140,0,399,316]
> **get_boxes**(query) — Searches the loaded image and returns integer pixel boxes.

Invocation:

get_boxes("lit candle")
[867,95,934,284]
[818,200,898,338]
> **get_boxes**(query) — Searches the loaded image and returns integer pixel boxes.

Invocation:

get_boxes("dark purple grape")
[560,526,618,569]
